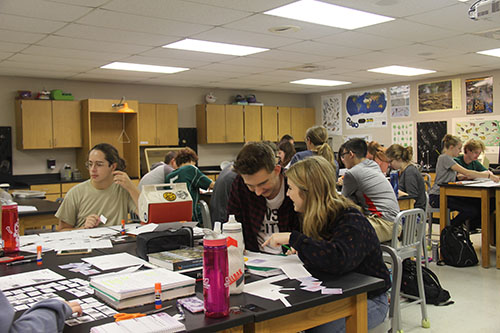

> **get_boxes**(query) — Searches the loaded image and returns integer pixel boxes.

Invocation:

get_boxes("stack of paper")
[244,251,311,279]
[90,312,185,333]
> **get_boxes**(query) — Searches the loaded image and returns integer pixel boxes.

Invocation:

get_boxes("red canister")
[2,203,19,253]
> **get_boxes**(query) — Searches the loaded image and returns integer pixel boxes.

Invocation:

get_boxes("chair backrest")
[421,173,432,193]
[198,200,212,229]
[391,208,426,250]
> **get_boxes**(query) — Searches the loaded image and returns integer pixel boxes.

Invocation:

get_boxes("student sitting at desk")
[56,143,139,230]
[1,290,82,333]
[367,141,390,175]
[386,144,427,210]
[454,139,488,177]
[340,138,400,243]
[165,147,214,222]
[227,142,300,253]
[429,134,499,230]
[263,156,391,332]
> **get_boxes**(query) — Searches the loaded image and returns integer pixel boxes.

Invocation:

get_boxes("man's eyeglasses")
[340,151,350,159]
[85,161,107,169]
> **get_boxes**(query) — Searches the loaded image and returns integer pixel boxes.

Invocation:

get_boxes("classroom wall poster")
[390,85,410,118]
[452,115,500,154]
[418,78,461,113]
[345,88,388,129]
[416,121,447,169]
[321,94,342,136]
[392,121,415,160]
[465,76,493,114]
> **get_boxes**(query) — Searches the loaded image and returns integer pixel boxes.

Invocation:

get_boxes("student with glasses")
[227,142,300,253]
[56,143,139,230]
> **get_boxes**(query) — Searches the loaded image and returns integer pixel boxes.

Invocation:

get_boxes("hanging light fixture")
[112,97,135,113]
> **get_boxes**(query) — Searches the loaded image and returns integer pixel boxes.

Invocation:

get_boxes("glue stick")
[154,282,162,309]
[36,245,42,266]
[120,219,126,235]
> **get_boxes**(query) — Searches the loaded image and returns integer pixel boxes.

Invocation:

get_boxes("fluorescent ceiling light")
[290,78,351,86]
[163,39,269,56]
[264,0,394,30]
[477,47,500,57]
[101,62,188,74]
[367,65,435,76]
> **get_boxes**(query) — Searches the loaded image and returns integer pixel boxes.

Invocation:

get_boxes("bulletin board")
[322,94,342,136]
[417,121,447,169]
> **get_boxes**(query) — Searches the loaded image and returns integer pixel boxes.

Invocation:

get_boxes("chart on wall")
[390,85,410,118]
[322,94,342,136]
[452,115,500,154]
[345,89,387,129]
[465,77,493,114]
[392,122,415,155]
[418,78,461,113]
[416,121,447,169]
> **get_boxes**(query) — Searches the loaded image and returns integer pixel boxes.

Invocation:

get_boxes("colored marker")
[36,245,42,266]
[154,282,162,309]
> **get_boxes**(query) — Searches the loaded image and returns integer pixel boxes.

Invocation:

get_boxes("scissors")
[113,305,172,322]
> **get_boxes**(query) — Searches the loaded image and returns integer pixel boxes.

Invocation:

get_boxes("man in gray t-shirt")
[340,139,400,242]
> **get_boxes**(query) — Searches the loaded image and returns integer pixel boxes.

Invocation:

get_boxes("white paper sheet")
[279,263,312,279]
[18,205,37,213]
[82,253,149,271]
[0,269,65,291]
[245,251,303,268]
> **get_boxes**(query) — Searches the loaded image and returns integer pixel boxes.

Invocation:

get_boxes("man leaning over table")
[227,142,300,254]
[56,143,139,230]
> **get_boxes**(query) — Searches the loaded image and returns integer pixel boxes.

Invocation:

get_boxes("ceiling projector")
[469,0,500,20]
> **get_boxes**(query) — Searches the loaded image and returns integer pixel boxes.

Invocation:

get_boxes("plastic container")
[60,164,72,181]
[203,222,229,318]
[389,170,399,196]
[223,215,245,294]
[1,189,19,253]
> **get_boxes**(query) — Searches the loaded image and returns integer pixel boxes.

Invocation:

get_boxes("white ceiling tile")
[198,62,270,74]
[358,19,459,43]
[0,67,76,78]
[76,9,212,36]
[102,0,251,25]
[347,51,426,66]
[0,41,29,53]
[169,69,237,80]
[140,48,236,62]
[425,34,500,53]
[191,27,298,48]
[184,0,292,12]
[221,56,299,69]
[0,52,14,61]
[278,41,367,58]
[47,0,109,6]
[0,0,92,21]
[0,29,45,44]
[37,35,152,54]
[121,55,210,68]
[0,14,66,33]
[21,45,123,61]
[140,76,209,85]
[0,60,96,72]
[68,74,143,84]
[315,58,367,70]
[314,31,412,51]
[381,43,467,59]
[9,53,105,67]
[80,68,162,78]
[221,13,343,40]
[247,49,331,63]
[55,24,179,46]
[436,53,500,66]
[407,3,500,33]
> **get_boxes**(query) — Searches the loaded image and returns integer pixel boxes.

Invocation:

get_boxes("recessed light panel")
[477,48,500,57]
[163,39,269,56]
[101,62,189,74]
[290,78,351,86]
[264,0,394,30]
[367,65,435,76]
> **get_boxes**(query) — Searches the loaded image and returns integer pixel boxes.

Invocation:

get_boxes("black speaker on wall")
[178,128,197,154]
[0,126,12,177]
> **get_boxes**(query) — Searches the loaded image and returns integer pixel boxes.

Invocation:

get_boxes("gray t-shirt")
[429,154,457,196]
[138,163,174,191]
[210,163,237,223]
[400,164,426,210]
[342,159,399,222]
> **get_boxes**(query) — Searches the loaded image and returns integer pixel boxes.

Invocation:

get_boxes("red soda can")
[2,203,19,253]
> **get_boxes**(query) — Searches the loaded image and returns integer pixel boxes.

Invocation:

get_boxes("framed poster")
[345,89,388,129]
[416,121,447,169]
[322,94,342,136]
[418,78,461,113]
[390,85,410,118]
[465,76,493,114]
[452,115,500,154]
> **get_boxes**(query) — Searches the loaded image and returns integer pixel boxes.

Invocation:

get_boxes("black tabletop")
[14,198,61,216]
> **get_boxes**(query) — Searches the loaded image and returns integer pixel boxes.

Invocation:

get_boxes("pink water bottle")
[2,202,19,253]
[203,222,229,318]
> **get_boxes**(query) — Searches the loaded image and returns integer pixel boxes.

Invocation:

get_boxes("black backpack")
[439,225,478,267]
[401,259,453,306]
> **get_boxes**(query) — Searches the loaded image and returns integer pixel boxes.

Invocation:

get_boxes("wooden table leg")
[345,293,368,333]
[439,187,448,260]
[480,190,491,268]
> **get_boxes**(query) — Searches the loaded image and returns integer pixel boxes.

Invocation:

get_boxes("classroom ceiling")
[1,0,500,94]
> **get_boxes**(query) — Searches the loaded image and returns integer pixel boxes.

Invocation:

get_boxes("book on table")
[90,268,195,310]
[148,246,203,271]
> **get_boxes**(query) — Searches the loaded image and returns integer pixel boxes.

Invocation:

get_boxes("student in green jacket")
[454,139,487,179]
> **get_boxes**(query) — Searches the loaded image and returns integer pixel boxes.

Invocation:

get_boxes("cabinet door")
[225,105,244,143]
[206,104,226,143]
[138,103,157,145]
[17,100,53,149]
[156,104,179,146]
[52,101,82,148]
[291,107,315,140]
[244,105,262,142]
[278,106,291,141]
[262,106,278,142]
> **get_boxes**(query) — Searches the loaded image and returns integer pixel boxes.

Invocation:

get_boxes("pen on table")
[0,254,37,264]
[7,257,39,266]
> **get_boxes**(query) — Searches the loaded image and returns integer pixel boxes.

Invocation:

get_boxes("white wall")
[307,69,500,162]
[0,76,307,175]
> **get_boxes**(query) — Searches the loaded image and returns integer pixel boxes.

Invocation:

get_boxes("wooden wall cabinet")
[77,99,140,179]
[244,105,262,142]
[15,100,82,149]
[196,104,244,144]
[262,106,279,142]
[291,107,315,140]
[138,103,178,146]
